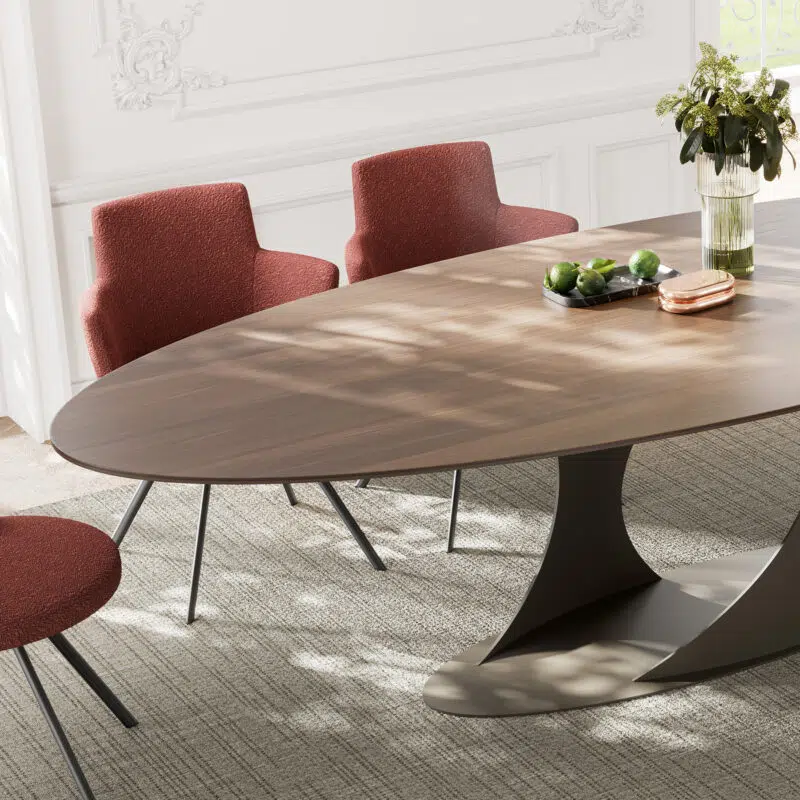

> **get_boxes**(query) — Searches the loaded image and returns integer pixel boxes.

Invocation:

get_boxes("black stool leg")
[282,483,298,506]
[318,482,385,570]
[15,647,96,800]
[446,470,462,553]
[49,634,137,728]
[187,484,212,624]
[355,478,371,489]
[113,479,153,546]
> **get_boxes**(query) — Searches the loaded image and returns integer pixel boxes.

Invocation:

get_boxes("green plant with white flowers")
[656,42,797,181]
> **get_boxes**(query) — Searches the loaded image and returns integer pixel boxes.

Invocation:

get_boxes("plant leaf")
[680,126,704,164]
[783,141,797,170]
[765,129,783,164]
[715,147,726,175]
[764,153,780,181]
[714,118,727,174]
[702,132,716,153]
[675,102,696,132]
[699,87,719,107]
[724,115,748,148]
[751,107,777,134]
[772,78,790,100]
[749,136,764,172]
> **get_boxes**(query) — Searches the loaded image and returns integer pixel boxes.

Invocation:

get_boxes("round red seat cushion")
[0,516,121,651]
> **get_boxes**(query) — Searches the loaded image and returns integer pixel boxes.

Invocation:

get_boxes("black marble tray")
[542,264,681,307]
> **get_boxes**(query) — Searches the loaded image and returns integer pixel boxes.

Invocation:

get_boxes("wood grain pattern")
[51,199,800,484]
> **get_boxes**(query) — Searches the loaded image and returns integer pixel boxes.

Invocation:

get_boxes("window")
[721,0,800,72]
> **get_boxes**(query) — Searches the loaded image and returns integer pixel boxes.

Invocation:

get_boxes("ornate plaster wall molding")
[91,0,646,118]
[107,1,226,111]
[556,0,645,40]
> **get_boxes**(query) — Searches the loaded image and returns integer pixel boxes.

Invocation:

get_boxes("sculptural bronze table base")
[424,445,800,716]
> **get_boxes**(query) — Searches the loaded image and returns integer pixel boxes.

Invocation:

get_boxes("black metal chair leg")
[187,484,212,624]
[446,470,462,553]
[113,479,153,546]
[49,634,137,728]
[14,647,96,800]
[318,482,385,571]
[283,483,298,506]
[355,478,371,489]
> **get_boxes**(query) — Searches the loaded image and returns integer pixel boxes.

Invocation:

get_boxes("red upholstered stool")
[1,516,136,800]
[345,141,579,549]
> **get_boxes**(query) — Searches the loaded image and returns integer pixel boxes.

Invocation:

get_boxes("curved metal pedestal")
[424,446,800,716]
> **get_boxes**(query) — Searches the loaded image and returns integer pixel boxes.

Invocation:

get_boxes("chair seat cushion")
[0,516,121,651]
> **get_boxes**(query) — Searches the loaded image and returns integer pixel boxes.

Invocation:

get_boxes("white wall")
[26,0,713,403]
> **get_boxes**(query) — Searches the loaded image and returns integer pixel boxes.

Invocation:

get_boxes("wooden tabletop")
[51,199,800,484]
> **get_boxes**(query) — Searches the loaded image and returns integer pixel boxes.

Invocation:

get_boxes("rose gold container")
[658,270,736,314]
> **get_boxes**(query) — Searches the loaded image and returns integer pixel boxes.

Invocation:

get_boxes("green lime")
[545,261,580,294]
[576,268,606,297]
[629,249,660,279]
[586,257,617,284]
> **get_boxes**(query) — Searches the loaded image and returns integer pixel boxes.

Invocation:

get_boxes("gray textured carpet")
[4,415,800,799]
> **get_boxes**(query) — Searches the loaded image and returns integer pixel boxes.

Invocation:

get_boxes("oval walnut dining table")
[52,198,800,717]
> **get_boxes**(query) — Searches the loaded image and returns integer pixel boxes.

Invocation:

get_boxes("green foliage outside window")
[721,0,800,71]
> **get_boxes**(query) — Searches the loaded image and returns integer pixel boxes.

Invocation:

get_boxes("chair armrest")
[253,249,339,311]
[80,283,119,378]
[495,204,579,248]
[344,233,378,284]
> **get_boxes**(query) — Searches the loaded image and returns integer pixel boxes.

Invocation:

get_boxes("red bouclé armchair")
[84,182,385,625]
[85,182,339,376]
[344,141,579,548]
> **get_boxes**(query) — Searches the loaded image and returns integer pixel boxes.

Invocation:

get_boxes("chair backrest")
[348,141,501,282]
[85,182,259,376]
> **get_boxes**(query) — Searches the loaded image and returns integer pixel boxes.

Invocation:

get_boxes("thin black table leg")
[187,484,212,624]
[49,634,137,728]
[446,469,462,553]
[113,479,153,546]
[283,483,298,506]
[318,482,385,571]
[15,647,96,800]
[355,478,371,489]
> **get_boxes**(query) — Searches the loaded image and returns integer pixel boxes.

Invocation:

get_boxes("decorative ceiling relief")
[556,0,645,40]
[108,1,226,111]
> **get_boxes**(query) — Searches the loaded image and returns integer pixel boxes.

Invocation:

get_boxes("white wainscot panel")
[592,135,681,228]
[52,205,98,390]
[494,153,560,211]
[252,194,355,280]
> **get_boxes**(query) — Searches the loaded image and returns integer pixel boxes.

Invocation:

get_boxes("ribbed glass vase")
[696,151,759,277]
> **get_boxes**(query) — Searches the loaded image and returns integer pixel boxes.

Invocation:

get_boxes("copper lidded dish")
[658,269,736,314]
